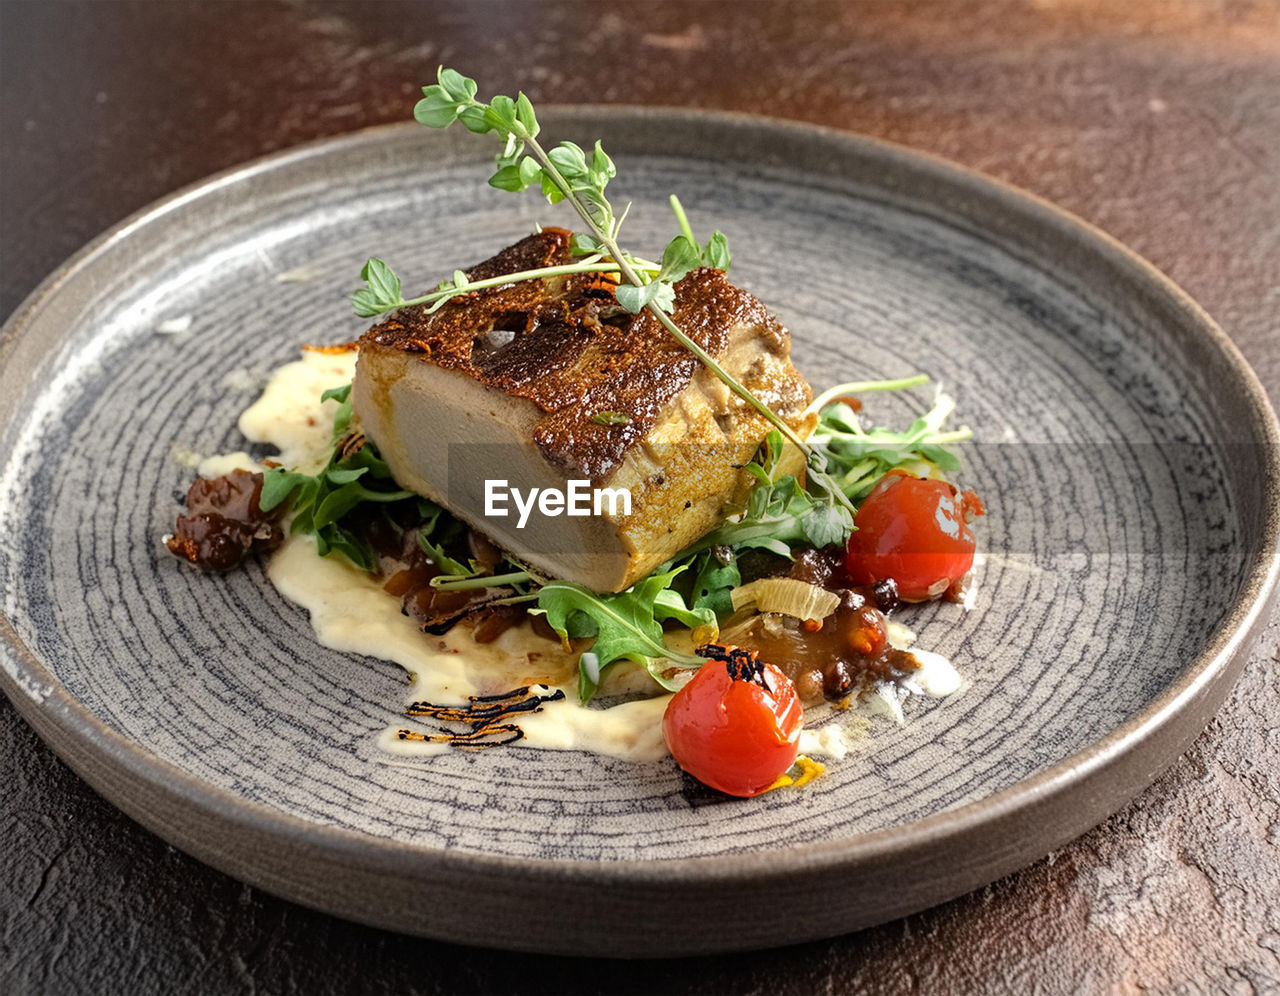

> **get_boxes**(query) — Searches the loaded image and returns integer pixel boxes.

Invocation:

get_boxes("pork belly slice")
[351,227,815,592]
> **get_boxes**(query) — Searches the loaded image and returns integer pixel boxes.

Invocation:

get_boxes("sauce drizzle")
[399,685,567,749]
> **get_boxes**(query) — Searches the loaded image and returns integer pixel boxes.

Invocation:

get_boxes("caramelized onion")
[730,577,840,622]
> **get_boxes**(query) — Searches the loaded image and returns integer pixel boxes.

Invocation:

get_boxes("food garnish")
[729,577,841,622]
[397,685,567,750]
[765,755,826,792]
[844,470,985,601]
[535,568,710,702]
[662,645,804,798]
[255,384,422,570]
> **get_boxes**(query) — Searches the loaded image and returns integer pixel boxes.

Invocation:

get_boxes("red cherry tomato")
[845,470,984,602]
[663,650,803,798]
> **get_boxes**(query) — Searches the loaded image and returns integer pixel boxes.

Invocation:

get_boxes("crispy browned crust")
[359,228,811,480]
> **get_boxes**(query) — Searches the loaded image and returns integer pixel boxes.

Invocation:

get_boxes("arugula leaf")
[312,481,413,530]
[417,531,469,575]
[534,569,703,702]
[673,385,971,568]
[324,466,367,485]
[258,469,316,513]
[698,472,836,557]
[686,549,741,619]
[653,589,717,633]
[317,384,354,442]
[799,501,852,548]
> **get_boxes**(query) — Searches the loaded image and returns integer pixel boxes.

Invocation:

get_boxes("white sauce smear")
[227,350,963,766]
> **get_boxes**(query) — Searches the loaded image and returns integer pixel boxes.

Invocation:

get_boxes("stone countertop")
[2,2,1277,992]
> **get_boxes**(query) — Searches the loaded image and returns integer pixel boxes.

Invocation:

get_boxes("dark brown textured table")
[2,2,1278,992]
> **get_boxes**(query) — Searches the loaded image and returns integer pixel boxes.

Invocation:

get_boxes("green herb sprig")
[340,71,978,700]
[351,254,661,319]
[673,430,851,561]
[263,377,970,702]
[811,381,972,500]
[405,69,797,436]
[537,379,970,695]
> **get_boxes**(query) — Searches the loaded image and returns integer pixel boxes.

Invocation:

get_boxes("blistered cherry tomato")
[663,651,803,798]
[845,470,984,602]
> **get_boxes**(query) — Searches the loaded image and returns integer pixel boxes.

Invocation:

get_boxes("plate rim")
[2,107,1278,924]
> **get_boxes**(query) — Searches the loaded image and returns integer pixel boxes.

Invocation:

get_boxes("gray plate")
[2,111,1277,957]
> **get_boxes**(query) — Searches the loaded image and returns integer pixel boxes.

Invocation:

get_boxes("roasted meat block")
[352,227,815,592]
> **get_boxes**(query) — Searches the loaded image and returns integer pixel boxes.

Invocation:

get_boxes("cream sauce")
[240,349,357,473]
[229,349,964,766]
[269,531,673,761]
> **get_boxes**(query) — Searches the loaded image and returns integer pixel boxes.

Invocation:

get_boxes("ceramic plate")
[2,111,1277,956]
